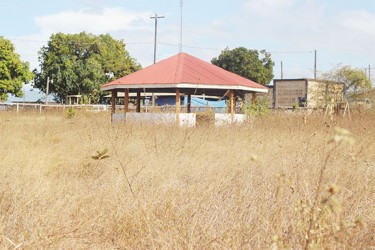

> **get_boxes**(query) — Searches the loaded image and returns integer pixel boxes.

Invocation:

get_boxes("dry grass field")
[0,110,374,249]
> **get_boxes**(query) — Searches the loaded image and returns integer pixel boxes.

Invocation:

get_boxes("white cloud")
[207,0,373,77]
[11,34,50,70]
[241,1,374,56]
[245,0,297,16]
[34,7,152,35]
[299,9,375,57]
[340,10,375,36]
[12,7,160,70]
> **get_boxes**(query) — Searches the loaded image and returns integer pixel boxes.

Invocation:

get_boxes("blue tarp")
[184,96,226,108]
[155,96,226,109]
[144,96,228,113]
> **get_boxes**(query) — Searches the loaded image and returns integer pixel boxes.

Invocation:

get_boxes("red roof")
[101,52,267,93]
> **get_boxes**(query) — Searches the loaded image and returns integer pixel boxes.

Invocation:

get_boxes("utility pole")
[281,61,284,79]
[150,14,164,64]
[150,14,164,107]
[45,77,50,105]
[314,50,317,79]
[179,0,183,53]
[369,65,371,81]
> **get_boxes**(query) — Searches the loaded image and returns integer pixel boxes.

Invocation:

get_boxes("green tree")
[211,47,274,85]
[33,32,141,103]
[0,37,33,101]
[320,65,372,97]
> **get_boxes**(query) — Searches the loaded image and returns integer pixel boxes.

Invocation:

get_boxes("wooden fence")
[0,103,110,114]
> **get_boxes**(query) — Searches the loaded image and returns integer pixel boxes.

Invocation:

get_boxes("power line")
[7,37,221,53]
[8,38,317,54]
[158,42,221,51]
[269,51,313,54]
[8,37,154,46]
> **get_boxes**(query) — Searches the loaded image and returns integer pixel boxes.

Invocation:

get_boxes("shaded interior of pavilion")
[108,87,258,116]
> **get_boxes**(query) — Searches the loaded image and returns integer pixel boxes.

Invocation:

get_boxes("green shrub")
[242,95,270,117]
[66,107,77,118]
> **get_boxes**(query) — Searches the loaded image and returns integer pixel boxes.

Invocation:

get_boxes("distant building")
[65,95,82,105]
[272,79,344,109]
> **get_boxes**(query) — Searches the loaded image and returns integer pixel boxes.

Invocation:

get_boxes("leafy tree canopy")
[0,37,33,101]
[320,65,372,95]
[211,47,274,85]
[33,32,141,103]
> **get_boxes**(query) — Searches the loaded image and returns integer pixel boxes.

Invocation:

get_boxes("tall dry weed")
[0,110,374,249]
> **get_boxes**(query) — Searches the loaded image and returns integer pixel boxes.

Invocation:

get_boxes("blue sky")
[2,0,375,88]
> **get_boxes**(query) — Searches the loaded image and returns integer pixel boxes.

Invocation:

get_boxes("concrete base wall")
[112,113,246,127]
[112,113,196,127]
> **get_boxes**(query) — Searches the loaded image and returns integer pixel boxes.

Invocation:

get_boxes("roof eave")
[101,83,268,93]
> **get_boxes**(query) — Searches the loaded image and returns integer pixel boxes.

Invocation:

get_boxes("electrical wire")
[7,37,316,54]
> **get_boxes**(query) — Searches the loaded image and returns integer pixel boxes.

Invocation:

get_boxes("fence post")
[16,103,19,114]
[39,104,42,114]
